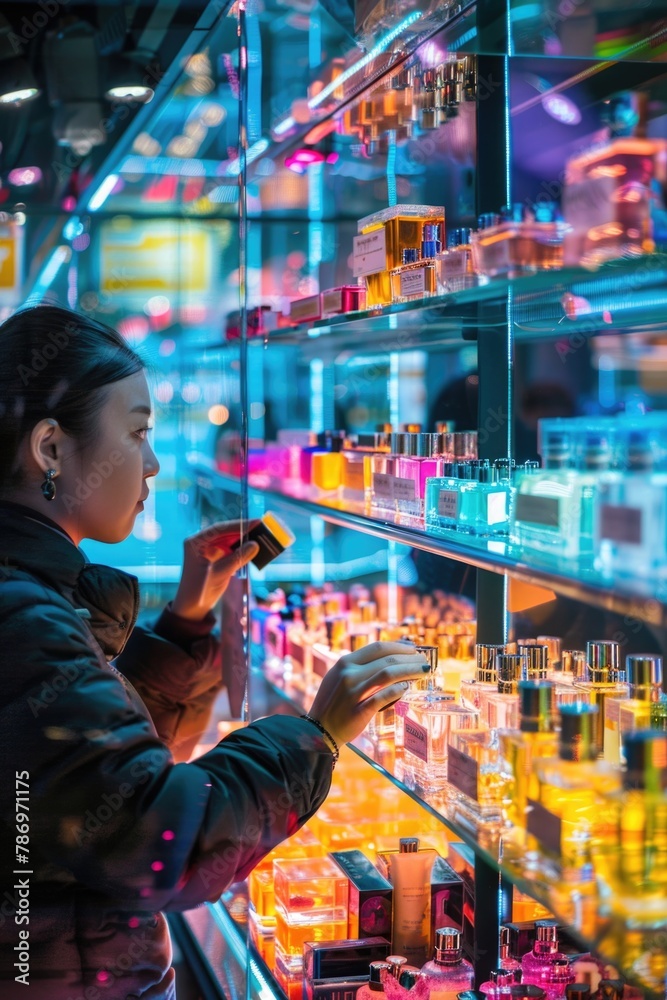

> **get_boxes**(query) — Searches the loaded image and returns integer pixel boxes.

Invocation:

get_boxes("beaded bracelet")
[300,714,340,770]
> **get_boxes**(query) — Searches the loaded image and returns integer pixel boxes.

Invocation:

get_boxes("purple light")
[8,166,42,186]
[541,93,581,126]
[285,148,327,172]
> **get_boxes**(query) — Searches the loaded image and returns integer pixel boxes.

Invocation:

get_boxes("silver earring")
[40,469,57,501]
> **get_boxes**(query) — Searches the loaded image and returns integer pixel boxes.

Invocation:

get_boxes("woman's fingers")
[342,640,418,664]
[355,681,411,726]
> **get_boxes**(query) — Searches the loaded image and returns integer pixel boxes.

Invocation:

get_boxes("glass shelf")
[187,255,667,357]
[192,466,667,627]
[253,669,667,1000]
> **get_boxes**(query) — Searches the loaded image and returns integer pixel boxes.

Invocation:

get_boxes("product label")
[372,472,395,500]
[404,718,429,763]
[605,696,621,728]
[526,798,562,855]
[438,490,459,519]
[321,288,344,314]
[514,493,560,529]
[352,228,387,277]
[486,491,507,526]
[447,744,479,801]
[399,267,426,297]
[289,294,322,323]
[392,475,417,501]
[600,504,642,546]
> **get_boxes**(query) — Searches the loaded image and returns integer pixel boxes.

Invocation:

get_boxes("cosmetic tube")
[387,838,437,968]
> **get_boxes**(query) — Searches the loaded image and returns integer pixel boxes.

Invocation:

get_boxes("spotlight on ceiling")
[0,58,40,105]
[105,55,155,104]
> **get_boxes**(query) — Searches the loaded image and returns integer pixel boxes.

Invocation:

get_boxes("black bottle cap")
[369,962,392,990]
[519,681,555,732]
[596,980,624,1000]
[558,703,599,762]
[510,987,546,1000]
[457,993,487,1000]
[564,986,590,1000]
[626,654,663,690]
[623,731,667,792]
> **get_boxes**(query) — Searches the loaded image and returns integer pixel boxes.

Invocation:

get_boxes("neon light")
[88,173,119,211]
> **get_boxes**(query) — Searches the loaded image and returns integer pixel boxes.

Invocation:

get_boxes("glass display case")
[13,0,667,997]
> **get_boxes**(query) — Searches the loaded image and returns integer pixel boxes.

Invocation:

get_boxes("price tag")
[486,491,507,526]
[447,745,479,801]
[438,490,459,519]
[372,473,395,500]
[600,504,642,546]
[527,798,562,855]
[392,476,416,501]
[515,493,560,529]
[399,267,426,297]
[404,718,429,763]
[352,229,387,277]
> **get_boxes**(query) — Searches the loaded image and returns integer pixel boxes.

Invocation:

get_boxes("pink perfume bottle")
[521,921,569,990]
[499,926,521,976]
[478,969,517,998]
[544,958,575,1000]
[420,927,474,1000]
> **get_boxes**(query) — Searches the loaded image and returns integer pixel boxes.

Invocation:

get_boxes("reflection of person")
[0,306,429,1000]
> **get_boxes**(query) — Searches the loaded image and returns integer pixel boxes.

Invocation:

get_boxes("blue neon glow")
[449,26,477,47]
[88,173,119,211]
[27,245,70,302]
[226,137,270,176]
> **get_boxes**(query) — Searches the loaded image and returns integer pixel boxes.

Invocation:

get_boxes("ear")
[28,418,63,476]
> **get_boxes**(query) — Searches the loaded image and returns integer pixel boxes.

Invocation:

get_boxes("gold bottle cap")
[386,956,408,978]
[561,649,587,679]
[497,653,527,694]
[586,640,621,682]
[558,703,599,761]
[350,633,369,652]
[455,635,475,660]
[358,601,377,623]
[626,654,663,693]
[517,643,549,680]
[475,643,505,683]
[325,616,348,650]
[434,927,462,963]
[518,681,555,733]
[624,731,667,793]
[537,635,562,668]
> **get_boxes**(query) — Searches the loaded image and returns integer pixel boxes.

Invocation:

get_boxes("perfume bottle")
[531,704,621,869]
[355,205,445,308]
[436,229,476,294]
[598,731,667,924]
[470,203,566,278]
[390,248,437,303]
[520,921,570,989]
[274,856,349,959]
[395,433,447,519]
[340,433,391,504]
[545,958,575,1000]
[499,926,521,976]
[557,650,587,688]
[484,653,526,730]
[401,647,479,793]
[420,927,474,1000]
[460,643,506,712]
[573,641,627,758]
[478,969,518,999]
[456,460,512,536]
[312,617,349,679]
[603,654,667,765]
[500,681,559,828]
[424,461,465,533]
[448,728,513,829]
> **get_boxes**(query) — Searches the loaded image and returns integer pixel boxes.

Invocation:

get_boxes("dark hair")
[0,305,145,490]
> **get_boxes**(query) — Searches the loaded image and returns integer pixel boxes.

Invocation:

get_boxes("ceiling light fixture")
[104,54,155,104]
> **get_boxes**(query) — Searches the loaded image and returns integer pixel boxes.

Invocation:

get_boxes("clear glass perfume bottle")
[520,921,570,989]
[500,681,559,828]
[532,703,621,871]
[471,203,566,278]
[596,426,667,582]
[448,728,513,829]
[424,461,464,533]
[597,731,667,924]
[390,247,437,303]
[436,228,476,294]
[370,432,401,514]
[420,927,474,1000]
[340,432,391,504]
[401,647,479,794]
[460,643,506,712]
[484,652,525,730]
[604,654,667,765]
[573,640,627,759]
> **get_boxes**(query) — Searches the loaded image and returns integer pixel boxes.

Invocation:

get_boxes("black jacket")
[0,503,333,1000]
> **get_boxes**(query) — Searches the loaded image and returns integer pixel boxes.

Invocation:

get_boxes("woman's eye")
[134,427,150,440]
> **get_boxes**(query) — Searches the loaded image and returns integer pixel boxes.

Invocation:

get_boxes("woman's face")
[60,370,160,544]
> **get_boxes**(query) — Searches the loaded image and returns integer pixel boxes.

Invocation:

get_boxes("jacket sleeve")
[0,582,333,913]
[115,603,223,762]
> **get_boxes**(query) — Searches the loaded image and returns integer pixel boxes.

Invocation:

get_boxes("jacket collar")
[0,502,140,659]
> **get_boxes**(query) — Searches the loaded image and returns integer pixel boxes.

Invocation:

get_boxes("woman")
[0,305,428,1000]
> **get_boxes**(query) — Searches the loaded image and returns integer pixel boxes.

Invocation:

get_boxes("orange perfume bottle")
[274,856,349,958]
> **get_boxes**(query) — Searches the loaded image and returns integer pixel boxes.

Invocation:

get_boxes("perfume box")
[447,842,476,962]
[289,293,322,324]
[304,936,391,982]
[321,285,366,316]
[329,850,393,940]
[307,976,369,1000]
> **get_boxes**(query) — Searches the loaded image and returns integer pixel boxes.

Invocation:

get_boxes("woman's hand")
[307,641,429,747]
[171,521,260,622]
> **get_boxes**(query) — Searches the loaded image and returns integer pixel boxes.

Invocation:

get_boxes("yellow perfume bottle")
[597,731,667,925]
[499,681,559,828]
[574,641,627,758]
[604,655,667,765]
[353,205,445,307]
[531,704,620,870]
